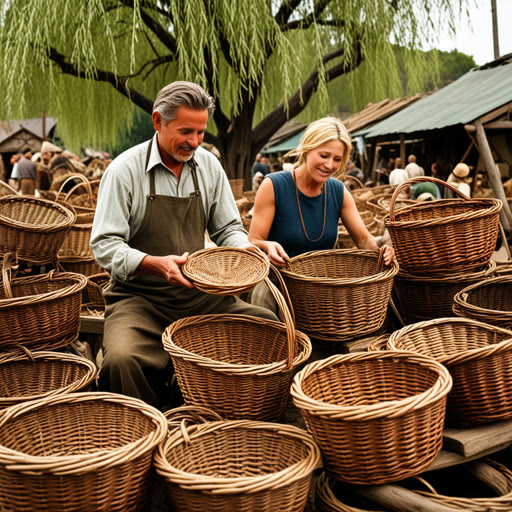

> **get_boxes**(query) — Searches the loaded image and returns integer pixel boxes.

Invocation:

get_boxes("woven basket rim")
[163,313,311,375]
[0,392,167,474]
[154,419,321,493]
[280,249,399,285]
[0,195,76,230]
[290,350,452,421]
[397,260,497,282]
[387,317,512,365]
[453,275,512,315]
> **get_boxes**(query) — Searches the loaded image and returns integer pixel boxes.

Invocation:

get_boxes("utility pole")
[491,0,500,59]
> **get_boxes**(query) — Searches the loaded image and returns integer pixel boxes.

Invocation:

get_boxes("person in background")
[346,159,364,183]
[251,153,270,178]
[405,154,425,179]
[388,157,408,186]
[247,117,394,313]
[91,81,277,409]
[446,163,472,198]
[8,153,22,190]
[16,149,37,195]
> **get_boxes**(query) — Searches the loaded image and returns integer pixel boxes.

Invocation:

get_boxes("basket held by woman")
[291,350,452,485]
[385,177,501,275]
[154,405,322,512]
[0,346,97,410]
[452,275,512,329]
[388,317,512,426]
[280,249,398,342]
[0,392,167,512]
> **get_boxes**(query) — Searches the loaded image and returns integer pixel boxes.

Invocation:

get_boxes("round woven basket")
[388,317,512,426]
[0,195,76,264]
[393,260,497,324]
[280,249,399,341]
[0,347,97,410]
[81,272,109,316]
[162,275,312,421]
[56,256,104,277]
[290,350,452,485]
[0,392,167,512]
[0,254,87,350]
[385,177,502,275]
[452,275,512,329]
[366,334,390,352]
[182,246,270,295]
[154,407,322,512]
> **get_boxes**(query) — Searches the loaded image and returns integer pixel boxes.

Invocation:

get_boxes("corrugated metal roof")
[360,55,512,139]
[0,117,57,144]
[262,128,305,153]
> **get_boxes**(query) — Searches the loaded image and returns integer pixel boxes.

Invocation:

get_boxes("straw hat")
[452,163,470,179]
[40,141,63,154]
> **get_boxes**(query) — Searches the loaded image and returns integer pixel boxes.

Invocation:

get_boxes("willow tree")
[0,0,469,181]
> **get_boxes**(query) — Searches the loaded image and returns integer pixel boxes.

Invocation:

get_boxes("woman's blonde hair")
[289,117,352,174]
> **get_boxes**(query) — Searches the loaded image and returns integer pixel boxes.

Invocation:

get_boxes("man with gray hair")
[91,81,276,409]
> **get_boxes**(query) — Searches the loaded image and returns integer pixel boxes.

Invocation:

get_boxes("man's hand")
[136,253,195,288]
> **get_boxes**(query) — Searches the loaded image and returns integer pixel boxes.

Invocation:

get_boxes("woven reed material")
[0,347,97,409]
[154,418,321,512]
[0,392,167,512]
[0,181,19,198]
[0,256,87,350]
[280,249,398,341]
[496,261,512,276]
[56,256,104,277]
[388,317,512,426]
[452,275,512,329]
[0,195,76,264]
[182,246,270,295]
[290,351,452,485]
[385,177,502,275]
[81,272,109,314]
[366,334,390,352]
[229,178,245,199]
[393,261,496,324]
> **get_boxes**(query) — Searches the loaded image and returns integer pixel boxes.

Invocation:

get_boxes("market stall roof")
[357,53,512,139]
[0,117,57,145]
[261,127,305,154]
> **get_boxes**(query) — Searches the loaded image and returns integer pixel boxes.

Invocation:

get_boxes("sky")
[434,0,512,66]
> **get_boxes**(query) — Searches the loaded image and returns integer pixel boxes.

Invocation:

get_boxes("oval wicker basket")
[393,260,497,324]
[182,246,270,295]
[0,254,87,350]
[0,195,76,264]
[280,249,399,341]
[385,177,502,275]
[56,255,104,277]
[0,347,97,410]
[452,275,512,329]
[162,275,312,421]
[0,392,167,512]
[366,334,390,352]
[388,317,512,426]
[81,272,109,316]
[0,181,19,198]
[154,407,322,512]
[290,350,452,485]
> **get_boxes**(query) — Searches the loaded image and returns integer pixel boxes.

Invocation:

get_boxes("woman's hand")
[262,241,290,268]
[380,245,395,266]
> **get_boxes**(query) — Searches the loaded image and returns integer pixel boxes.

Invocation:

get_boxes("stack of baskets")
[279,249,398,342]
[388,177,502,324]
[229,178,245,200]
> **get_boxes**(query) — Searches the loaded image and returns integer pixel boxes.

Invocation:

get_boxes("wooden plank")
[484,121,512,129]
[79,315,104,335]
[478,103,512,125]
[443,419,512,457]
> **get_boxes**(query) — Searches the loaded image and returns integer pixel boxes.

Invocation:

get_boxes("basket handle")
[16,345,36,361]
[56,174,93,203]
[2,253,19,300]
[389,176,470,221]
[164,405,225,443]
[264,271,297,369]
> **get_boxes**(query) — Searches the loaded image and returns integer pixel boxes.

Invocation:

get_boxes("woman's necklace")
[292,169,327,242]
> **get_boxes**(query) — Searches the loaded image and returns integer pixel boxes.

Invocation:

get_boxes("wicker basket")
[0,253,87,350]
[0,181,19,198]
[0,392,167,512]
[81,272,109,315]
[162,275,312,420]
[0,195,76,264]
[154,407,322,512]
[393,261,497,324]
[56,256,104,276]
[495,261,512,276]
[388,317,512,426]
[280,249,399,341]
[0,346,97,409]
[385,177,501,275]
[452,275,512,329]
[366,334,390,352]
[229,178,245,199]
[290,351,452,485]
[182,246,270,295]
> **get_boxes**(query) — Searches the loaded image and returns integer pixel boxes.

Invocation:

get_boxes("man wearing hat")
[447,163,472,198]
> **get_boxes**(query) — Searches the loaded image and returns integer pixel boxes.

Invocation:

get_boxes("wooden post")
[474,120,512,233]
[400,133,405,164]
[42,110,47,141]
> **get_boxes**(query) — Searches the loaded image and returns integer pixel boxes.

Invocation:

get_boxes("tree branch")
[252,42,363,148]
[48,46,154,113]
[274,0,303,26]
[280,0,333,31]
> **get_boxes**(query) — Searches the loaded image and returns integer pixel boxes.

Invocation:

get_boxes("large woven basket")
[393,261,497,324]
[56,255,104,276]
[0,254,87,350]
[0,181,19,198]
[162,274,312,421]
[385,177,501,275]
[154,406,321,512]
[81,272,109,316]
[0,347,97,409]
[495,261,512,276]
[280,249,398,341]
[0,392,167,512]
[453,275,512,329]
[229,178,245,199]
[388,317,512,426]
[0,195,76,264]
[290,351,452,485]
